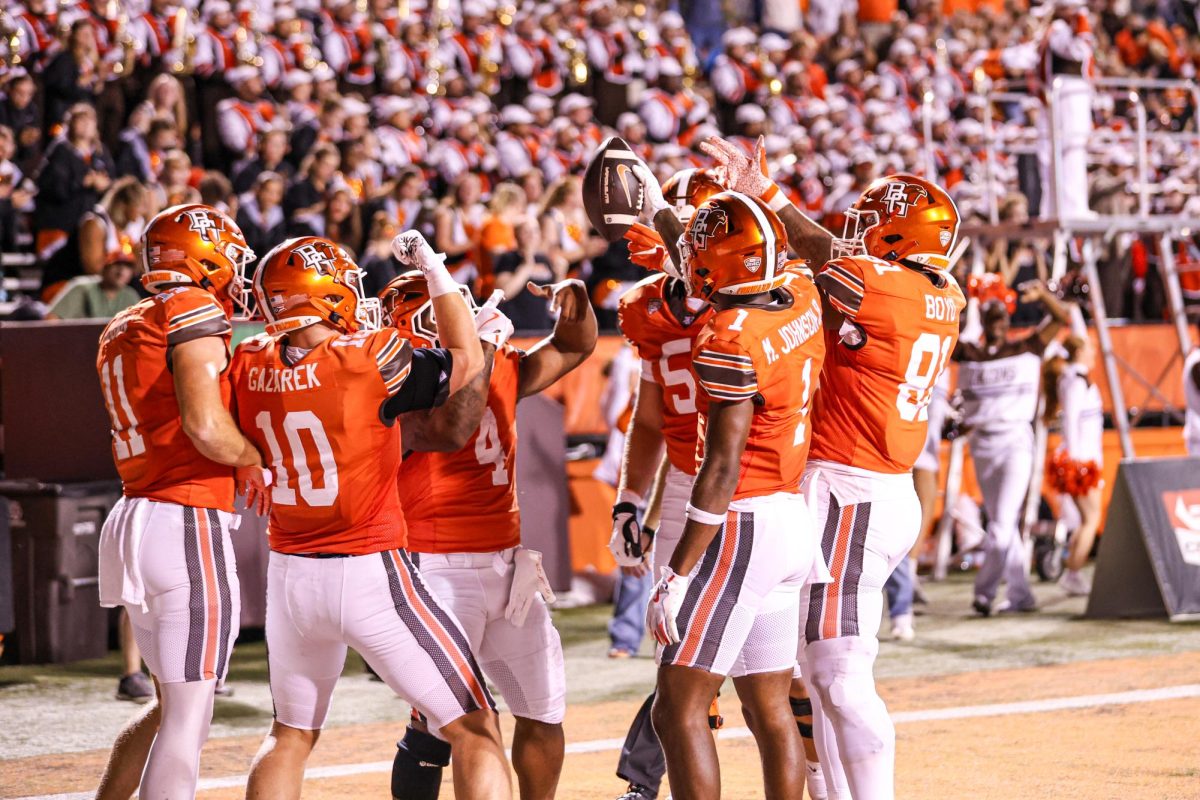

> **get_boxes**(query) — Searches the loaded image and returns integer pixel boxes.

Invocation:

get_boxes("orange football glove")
[623,222,670,274]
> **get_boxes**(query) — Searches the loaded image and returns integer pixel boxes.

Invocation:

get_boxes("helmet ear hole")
[883,234,903,244]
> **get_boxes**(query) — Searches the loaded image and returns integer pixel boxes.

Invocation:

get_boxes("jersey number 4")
[100,354,146,460]
[897,333,953,423]
[254,410,339,506]
[475,408,510,486]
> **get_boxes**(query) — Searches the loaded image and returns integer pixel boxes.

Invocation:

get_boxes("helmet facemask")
[339,267,381,331]
[223,240,257,319]
[831,207,877,260]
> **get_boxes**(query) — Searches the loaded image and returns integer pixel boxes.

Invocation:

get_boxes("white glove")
[391,231,457,297]
[505,547,556,627]
[699,136,773,198]
[608,501,645,568]
[647,566,690,646]
[633,163,669,217]
[475,291,514,348]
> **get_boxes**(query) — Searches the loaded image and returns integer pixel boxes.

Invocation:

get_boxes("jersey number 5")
[897,333,953,422]
[254,410,339,506]
[659,338,697,415]
[475,408,510,486]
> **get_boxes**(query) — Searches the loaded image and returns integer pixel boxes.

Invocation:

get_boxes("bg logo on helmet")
[690,207,728,251]
[880,182,929,218]
[294,243,337,273]
[181,209,224,244]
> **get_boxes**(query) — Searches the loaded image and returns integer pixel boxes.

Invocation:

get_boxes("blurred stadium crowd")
[1,0,1199,326]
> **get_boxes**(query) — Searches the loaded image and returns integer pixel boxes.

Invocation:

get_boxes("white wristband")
[425,263,458,298]
[763,183,790,212]
[685,502,727,526]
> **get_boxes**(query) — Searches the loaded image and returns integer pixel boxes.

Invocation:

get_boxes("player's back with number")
[97,285,235,510]
[231,328,413,553]
[811,253,965,473]
[694,276,825,499]
[399,344,522,553]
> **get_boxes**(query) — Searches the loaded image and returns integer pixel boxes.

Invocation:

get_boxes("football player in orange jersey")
[94,203,269,800]
[702,138,967,800]
[645,190,826,800]
[631,161,830,800]
[385,271,596,800]
[606,169,715,800]
[232,234,512,800]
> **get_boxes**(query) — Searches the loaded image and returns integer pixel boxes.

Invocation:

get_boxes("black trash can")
[2,480,122,664]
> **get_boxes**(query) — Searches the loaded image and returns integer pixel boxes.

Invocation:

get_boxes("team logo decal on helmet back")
[180,208,224,244]
[690,207,728,251]
[880,182,929,218]
[293,242,338,274]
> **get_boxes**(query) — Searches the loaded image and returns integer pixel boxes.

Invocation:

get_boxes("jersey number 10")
[897,333,953,423]
[254,410,339,506]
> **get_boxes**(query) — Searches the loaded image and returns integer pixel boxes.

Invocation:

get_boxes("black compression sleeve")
[381,348,453,421]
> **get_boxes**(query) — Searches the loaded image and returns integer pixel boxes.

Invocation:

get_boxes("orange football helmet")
[379,270,477,348]
[140,203,255,316]
[679,190,788,299]
[662,168,725,222]
[833,174,960,268]
[252,236,381,335]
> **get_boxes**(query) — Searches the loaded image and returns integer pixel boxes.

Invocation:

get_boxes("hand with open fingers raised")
[700,135,773,198]
[624,222,675,276]
[527,278,589,323]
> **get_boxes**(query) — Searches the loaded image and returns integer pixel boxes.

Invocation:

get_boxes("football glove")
[608,501,646,568]
[623,223,677,277]
[505,547,556,627]
[391,231,457,297]
[475,291,514,348]
[647,565,689,646]
[699,135,773,198]
[632,163,670,217]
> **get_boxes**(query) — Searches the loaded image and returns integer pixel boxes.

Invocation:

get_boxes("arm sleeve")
[815,257,866,321]
[382,347,453,419]
[693,337,758,402]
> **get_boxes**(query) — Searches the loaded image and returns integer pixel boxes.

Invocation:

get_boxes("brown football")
[582,136,645,241]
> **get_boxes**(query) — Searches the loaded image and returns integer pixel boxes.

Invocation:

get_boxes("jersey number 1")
[254,411,339,506]
[897,334,953,422]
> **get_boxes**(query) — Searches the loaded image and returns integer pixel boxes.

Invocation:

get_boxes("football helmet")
[832,174,960,268]
[662,168,724,223]
[140,203,255,317]
[379,270,477,348]
[252,237,381,335]
[679,190,788,299]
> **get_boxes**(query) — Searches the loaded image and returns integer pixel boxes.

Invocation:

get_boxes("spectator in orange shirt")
[476,182,526,296]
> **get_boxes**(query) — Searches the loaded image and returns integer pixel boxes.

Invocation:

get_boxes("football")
[582,136,645,241]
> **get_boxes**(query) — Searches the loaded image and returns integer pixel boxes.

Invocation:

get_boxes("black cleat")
[615,785,656,800]
[972,596,992,617]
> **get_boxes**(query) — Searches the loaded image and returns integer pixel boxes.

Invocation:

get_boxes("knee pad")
[789,695,814,739]
[392,725,451,800]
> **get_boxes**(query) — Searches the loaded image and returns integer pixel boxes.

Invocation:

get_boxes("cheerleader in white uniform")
[1043,331,1104,596]
[955,280,1071,615]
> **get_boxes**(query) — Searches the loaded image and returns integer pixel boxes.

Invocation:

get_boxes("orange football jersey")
[230,328,414,554]
[400,345,522,554]
[810,254,966,473]
[692,277,825,500]
[96,286,235,511]
[618,274,713,476]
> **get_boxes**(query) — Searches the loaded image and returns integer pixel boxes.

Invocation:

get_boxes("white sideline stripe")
[19,684,1200,800]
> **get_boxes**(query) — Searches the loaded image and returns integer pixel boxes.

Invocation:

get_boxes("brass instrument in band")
[478,27,499,94]
[564,35,587,86]
[0,8,22,67]
[424,0,451,96]
[168,6,195,75]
